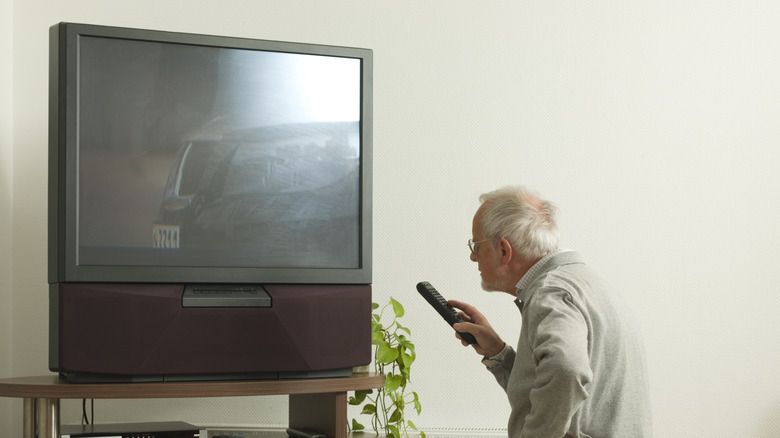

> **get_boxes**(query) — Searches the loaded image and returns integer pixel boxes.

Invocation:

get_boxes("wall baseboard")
[417,432,506,438]
[203,426,507,438]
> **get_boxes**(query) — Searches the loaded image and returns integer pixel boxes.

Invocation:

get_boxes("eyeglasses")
[468,238,491,254]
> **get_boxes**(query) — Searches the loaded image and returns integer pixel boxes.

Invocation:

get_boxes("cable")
[81,398,94,425]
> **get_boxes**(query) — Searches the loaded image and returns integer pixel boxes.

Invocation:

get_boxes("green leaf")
[388,407,402,423]
[395,321,411,336]
[388,424,401,438]
[398,365,411,381]
[360,403,376,415]
[371,330,385,345]
[348,389,372,405]
[376,342,399,363]
[401,351,415,368]
[385,373,403,392]
[371,302,380,310]
[398,337,415,351]
[408,420,418,431]
[412,392,422,414]
[351,418,365,431]
[390,297,405,318]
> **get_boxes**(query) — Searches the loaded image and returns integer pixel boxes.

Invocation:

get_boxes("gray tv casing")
[48,22,373,382]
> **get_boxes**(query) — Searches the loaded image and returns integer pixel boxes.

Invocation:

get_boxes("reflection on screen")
[76,36,362,269]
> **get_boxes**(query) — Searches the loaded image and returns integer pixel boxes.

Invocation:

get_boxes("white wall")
[5,1,780,437]
[1,0,14,432]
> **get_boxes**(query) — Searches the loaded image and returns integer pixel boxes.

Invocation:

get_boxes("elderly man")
[450,185,652,437]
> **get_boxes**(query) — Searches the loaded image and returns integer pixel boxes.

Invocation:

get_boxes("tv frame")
[48,22,373,285]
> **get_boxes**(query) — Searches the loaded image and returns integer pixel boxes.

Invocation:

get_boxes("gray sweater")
[483,251,652,437]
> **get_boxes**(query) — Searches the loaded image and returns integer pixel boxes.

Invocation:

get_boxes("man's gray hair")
[478,186,560,260]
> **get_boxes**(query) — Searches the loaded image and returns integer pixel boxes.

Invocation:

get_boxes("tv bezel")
[48,22,373,285]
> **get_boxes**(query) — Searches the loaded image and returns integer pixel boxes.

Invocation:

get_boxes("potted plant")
[349,298,425,438]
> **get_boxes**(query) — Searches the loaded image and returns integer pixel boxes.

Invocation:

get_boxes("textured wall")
[1,0,14,431]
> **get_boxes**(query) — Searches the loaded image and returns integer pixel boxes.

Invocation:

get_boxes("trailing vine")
[349,298,424,438]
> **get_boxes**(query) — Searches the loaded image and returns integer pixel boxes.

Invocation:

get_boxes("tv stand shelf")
[0,373,386,438]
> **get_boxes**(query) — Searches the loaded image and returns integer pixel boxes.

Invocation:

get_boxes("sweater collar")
[514,249,580,305]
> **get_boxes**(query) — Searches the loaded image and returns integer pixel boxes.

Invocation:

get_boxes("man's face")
[471,205,505,292]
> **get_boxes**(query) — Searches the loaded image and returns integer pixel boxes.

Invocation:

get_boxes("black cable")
[81,398,94,425]
[81,398,89,425]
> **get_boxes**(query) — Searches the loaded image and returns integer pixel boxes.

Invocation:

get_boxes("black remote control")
[416,281,477,344]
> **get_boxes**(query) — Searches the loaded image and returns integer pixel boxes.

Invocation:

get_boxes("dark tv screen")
[49,23,372,284]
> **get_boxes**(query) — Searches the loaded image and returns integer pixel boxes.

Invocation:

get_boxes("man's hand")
[449,300,505,358]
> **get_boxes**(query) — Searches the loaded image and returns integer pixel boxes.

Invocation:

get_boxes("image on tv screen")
[76,35,363,270]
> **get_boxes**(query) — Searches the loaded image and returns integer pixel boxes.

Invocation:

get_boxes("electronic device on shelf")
[48,22,373,383]
[415,281,477,344]
[61,421,203,438]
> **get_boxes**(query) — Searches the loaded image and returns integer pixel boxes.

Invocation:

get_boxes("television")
[48,22,373,382]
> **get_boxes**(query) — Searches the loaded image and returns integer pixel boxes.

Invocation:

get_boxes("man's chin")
[481,280,504,293]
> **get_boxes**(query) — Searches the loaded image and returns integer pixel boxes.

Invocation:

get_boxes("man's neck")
[501,256,542,295]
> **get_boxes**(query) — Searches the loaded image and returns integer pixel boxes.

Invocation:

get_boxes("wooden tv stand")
[0,373,385,438]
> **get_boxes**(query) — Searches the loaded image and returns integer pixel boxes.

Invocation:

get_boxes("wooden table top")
[0,373,386,399]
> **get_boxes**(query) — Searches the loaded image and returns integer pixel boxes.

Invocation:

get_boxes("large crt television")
[48,22,373,382]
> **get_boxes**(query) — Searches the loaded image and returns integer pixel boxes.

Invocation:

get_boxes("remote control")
[416,281,477,344]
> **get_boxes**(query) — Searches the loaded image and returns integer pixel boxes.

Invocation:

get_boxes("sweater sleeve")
[520,288,592,438]
[482,343,516,390]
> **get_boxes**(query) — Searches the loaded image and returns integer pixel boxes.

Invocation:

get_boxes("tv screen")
[49,23,372,284]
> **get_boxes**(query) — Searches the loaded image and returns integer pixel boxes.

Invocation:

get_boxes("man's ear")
[498,238,513,266]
